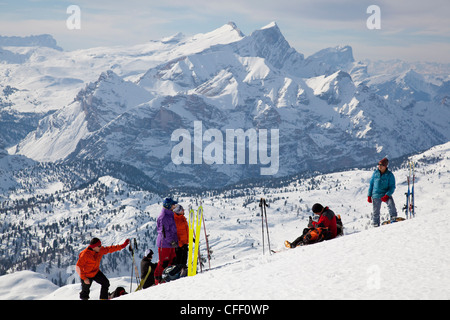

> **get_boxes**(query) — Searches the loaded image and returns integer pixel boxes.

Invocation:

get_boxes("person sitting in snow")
[140,249,157,289]
[367,157,398,227]
[285,203,337,248]
[76,237,129,300]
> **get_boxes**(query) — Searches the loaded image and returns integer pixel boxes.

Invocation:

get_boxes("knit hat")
[145,249,154,258]
[89,238,101,249]
[312,203,324,214]
[163,197,178,209]
[173,204,184,214]
[378,157,389,167]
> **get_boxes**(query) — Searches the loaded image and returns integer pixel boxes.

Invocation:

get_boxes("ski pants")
[154,247,176,284]
[372,196,397,226]
[175,244,188,266]
[79,270,110,300]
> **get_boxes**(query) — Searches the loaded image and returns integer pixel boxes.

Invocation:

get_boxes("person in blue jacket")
[367,157,398,226]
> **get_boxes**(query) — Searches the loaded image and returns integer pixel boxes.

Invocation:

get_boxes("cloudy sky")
[1,0,449,63]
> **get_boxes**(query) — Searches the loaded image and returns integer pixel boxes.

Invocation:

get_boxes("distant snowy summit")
[0,34,63,51]
[1,22,450,188]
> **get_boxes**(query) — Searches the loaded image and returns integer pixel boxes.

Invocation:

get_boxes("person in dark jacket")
[309,203,337,238]
[367,157,398,227]
[140,249,157,289]
[285,203,337,248]
[154,197,179,284]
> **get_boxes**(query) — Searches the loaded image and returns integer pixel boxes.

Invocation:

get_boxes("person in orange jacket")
[173,204,189,266]
[76,237,129,300]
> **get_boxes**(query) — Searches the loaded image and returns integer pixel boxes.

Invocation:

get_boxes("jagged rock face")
[5,22,450,188]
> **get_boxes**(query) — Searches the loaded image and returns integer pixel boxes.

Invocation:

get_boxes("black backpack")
[162,264,187,282]
[108,286,127,299]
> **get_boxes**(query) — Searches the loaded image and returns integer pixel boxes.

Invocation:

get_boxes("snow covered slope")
[119,210,449,300]
[3,199,448,300]
[0,142,448,300]
[0,270,58,300]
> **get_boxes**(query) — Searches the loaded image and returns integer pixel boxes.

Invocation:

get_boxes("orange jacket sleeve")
[99,244,124,255]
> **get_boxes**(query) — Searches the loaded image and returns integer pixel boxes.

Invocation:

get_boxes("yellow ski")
[192,206,203,276]
[187,207,195,276]
[187,206,203,276]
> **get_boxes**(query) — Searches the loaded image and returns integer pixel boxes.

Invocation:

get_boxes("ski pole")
[202,206,211,270]
[133,238,140,285]
[262,199,272,254]
[411,161,415,218]
[129,244,134,292]
[405,161,411,219]
[259,198,265,255]
[263,199,272,254]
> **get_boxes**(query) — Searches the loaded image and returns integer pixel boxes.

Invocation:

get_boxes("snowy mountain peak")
[0,34,62,51]
[249,21,284,44]
[307,70,355,105]
[74,70,152,130]
[190,22,245,46]
[161,32,185,44]
[305,45,355,74]
[399,69,426,86]
[241,22,304,70]
[226,21,245,37]
[261,21,279,30]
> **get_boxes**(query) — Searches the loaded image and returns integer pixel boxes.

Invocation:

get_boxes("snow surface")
[2,210,448,300]
[0,270,58,300]
[1,142,449,300]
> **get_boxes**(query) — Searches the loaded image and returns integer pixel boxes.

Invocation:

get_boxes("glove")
[170,241,178,248]
[367,196,372,203]
[381,195,390,202]
[121,239,130,248]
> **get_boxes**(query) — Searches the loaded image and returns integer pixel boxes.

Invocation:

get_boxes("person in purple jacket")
[154,197,179,284]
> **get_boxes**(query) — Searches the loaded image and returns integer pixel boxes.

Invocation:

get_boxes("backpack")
[108,286,127,299]
[303,227,330,245]
[162,264,187,283]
